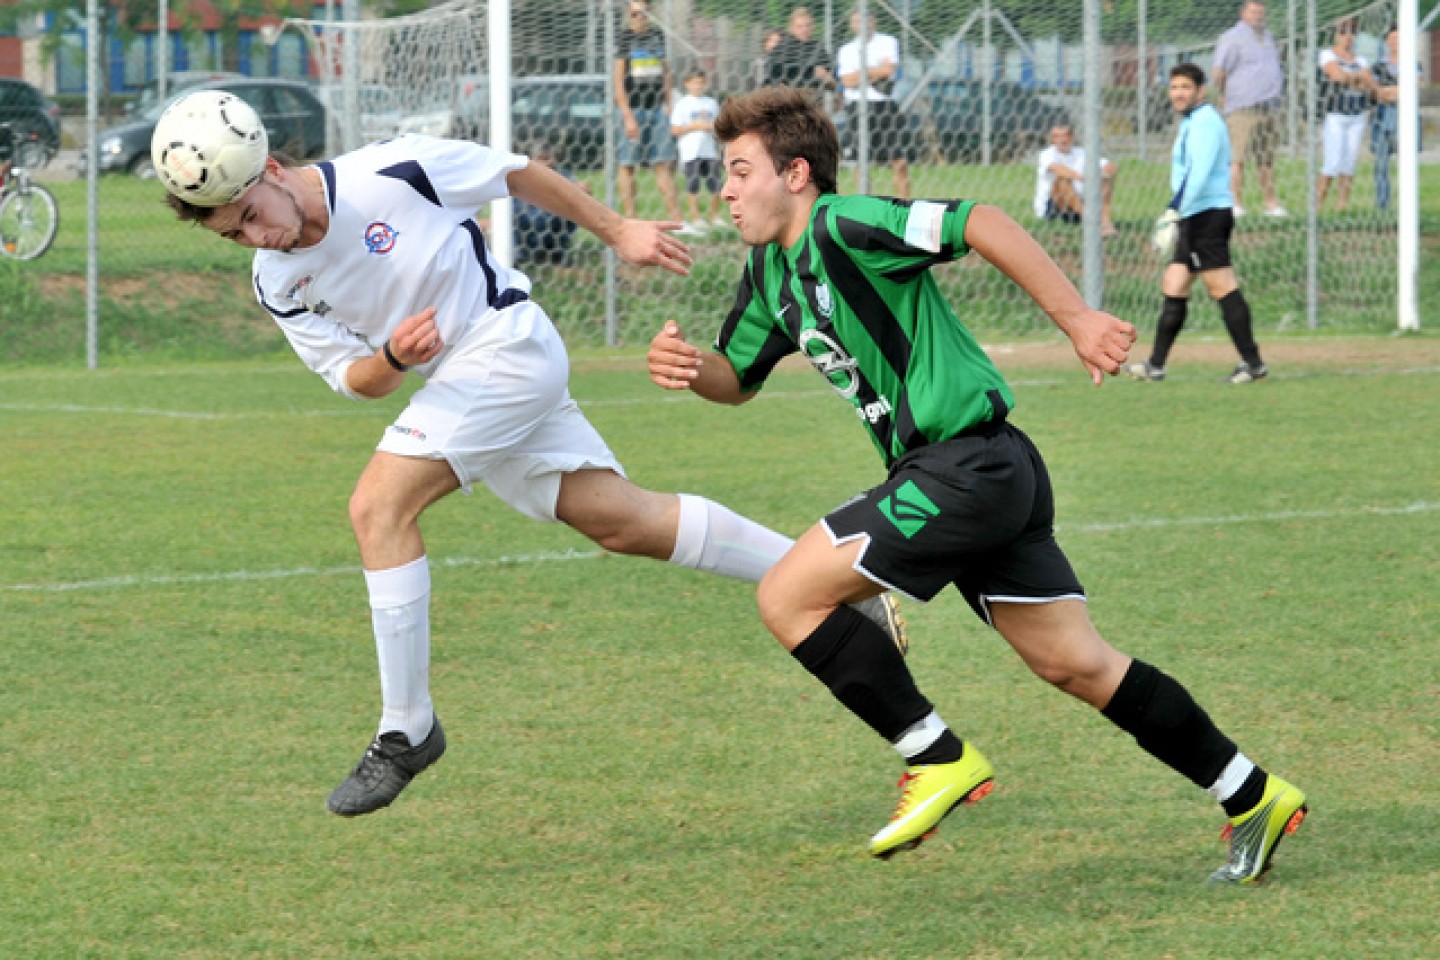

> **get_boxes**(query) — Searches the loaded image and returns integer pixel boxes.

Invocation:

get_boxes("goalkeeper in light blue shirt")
[1127,63,1268,385]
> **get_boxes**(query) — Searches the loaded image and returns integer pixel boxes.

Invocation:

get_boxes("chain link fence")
[42,0,1435,361]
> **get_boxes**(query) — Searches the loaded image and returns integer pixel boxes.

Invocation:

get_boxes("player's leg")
[1126,261,1191,380]
[329,451,458,816]
[991,599,1306,883]
[759,524,990,858]
[1185,211,1264,379]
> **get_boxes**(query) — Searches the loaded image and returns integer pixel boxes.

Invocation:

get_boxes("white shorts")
[376,299,624,522]
[1321,112,1367,177]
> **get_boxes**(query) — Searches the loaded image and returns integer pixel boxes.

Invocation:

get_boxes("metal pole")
[341,0,361,152]
[603,0,618,346]
[981,0,991,167]
[1304,0,1317,330]
[1397,0,1419,329]
[489,0,513,266]
[157,0,169,100]
[1137,0,1147,162]
[1081,0,1103,309]
[86,0,100,369]
[856,0,870,194]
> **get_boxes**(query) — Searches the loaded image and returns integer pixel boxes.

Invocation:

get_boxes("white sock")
[669,493,793,583]
[1206,751,1256,802]
[891,710,949,760]
[364,556,434,746]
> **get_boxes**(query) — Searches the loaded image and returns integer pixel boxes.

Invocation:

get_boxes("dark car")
[0,78,62,168]
[901,79,1070,163]
[91,78,328,177]
[453,74,608,170]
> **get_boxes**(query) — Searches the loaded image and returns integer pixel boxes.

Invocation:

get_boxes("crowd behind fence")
[32,0,1437,359]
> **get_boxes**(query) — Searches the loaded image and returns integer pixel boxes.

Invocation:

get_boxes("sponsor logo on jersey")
[364,221,401,255]
[878,480,940,539]
[798,327,859,399]
[284,274,333,315]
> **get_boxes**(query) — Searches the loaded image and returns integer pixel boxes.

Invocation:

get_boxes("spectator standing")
[836,8,909,200]
[1033,122,1118,238]
[1212,1,1288,218]
[1125,64,1268,385]
[670,69,725,232]
[764,7,835,99]
[1370,25,1419,212]
[614,0,683,222]
[1317,18,1375,213]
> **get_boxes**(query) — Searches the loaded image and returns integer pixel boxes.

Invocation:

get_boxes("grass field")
[2,336,1438,958]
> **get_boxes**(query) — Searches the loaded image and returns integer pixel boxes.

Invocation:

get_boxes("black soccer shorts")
[1173,207,1235,273]
[823,422,1085,624]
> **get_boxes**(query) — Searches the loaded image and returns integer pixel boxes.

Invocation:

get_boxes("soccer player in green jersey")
[647,86,1307,883]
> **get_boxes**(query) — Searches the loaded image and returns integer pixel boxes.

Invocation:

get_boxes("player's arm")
[647,321,757,405]
[344,307,445,399]
[507,160,692,275]
[962,204,1135,385]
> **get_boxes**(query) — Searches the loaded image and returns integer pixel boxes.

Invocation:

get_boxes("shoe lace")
[890,770,920,821]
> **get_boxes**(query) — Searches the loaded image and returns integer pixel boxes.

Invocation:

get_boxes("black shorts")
[682,157,720,195]
[847,99,910,165]
[823,422,1085,623]
[1173,207,1234,272]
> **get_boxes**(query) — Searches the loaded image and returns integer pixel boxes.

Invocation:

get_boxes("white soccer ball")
[151,90,269,207]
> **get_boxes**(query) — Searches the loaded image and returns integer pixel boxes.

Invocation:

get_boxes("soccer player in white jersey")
[156,92,906,818]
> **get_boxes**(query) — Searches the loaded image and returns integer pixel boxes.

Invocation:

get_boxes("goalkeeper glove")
[1150,209,1181,259]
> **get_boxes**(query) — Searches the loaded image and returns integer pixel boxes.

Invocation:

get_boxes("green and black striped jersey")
[714,194,1015,467]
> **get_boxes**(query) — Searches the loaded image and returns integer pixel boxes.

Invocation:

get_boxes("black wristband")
[382,340,409,372]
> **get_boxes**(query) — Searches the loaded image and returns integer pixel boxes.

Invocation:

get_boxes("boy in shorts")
[155,94,908,819]
[646,85,1307,883]
[1126,63,1268,384]
[670,69,725,232]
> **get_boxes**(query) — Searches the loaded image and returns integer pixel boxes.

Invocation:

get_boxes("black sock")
[790,605,933,743]
[1221,765,1270,818]
[1218,289,1263,367]
[1100,659,1237,790]
[1150,296,1187,368]
[908,728,964,766]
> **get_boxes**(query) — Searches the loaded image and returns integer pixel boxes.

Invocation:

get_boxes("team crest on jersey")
[364,221,400,255]
[815,283,834,318]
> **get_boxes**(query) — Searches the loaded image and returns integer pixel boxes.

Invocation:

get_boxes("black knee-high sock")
[1150,296,1187,368]
[791,606,936,745]
[1100,659,1238,790]
[1218,289,1263,367]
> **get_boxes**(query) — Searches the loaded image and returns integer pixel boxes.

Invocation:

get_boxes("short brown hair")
[163,151,298,224]
[714,86,838,195]
[1170,63,1206,88]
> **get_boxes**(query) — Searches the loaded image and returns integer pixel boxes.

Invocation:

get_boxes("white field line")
[4,502,1435,595]
[6,364,1440,422]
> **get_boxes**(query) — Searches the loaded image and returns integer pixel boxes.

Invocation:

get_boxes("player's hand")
[614,219,694,276]
[388,306,444,367]
[647,320,703,390]
[1068,308,1136,386]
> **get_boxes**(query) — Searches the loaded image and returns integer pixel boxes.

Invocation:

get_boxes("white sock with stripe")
[364,556,434,746]
[669,493,793,583]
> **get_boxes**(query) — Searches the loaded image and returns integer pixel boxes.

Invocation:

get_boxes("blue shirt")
[1171,103,1232,217]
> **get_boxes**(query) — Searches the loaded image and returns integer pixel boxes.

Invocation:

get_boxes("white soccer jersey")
[253,135,529,396]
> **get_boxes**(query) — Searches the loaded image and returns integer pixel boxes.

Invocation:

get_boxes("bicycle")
[0,122,59,260]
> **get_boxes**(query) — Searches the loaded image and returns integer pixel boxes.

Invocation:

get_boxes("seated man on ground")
[1033,123,1117,238]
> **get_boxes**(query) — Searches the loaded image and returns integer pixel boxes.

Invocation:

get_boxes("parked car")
[314,81,453,143]
[452,74,608,170]
[887,78,1070,163]
[90,78,328,177]
[126,71,244,117]
[0,78,62,168]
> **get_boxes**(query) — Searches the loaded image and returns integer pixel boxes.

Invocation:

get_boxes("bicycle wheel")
[0,182,59,260]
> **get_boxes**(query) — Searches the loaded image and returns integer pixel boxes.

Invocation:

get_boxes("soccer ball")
[151,90,269,207]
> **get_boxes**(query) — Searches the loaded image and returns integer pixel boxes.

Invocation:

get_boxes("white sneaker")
[1233,205,1247,218]
[1264,205,1289,218]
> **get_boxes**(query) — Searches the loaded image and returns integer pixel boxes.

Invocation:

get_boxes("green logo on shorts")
[878,480,940,539]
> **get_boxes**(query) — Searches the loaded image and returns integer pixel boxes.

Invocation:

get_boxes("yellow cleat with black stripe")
[869,745,995,859]
[1207,775,1308,884]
